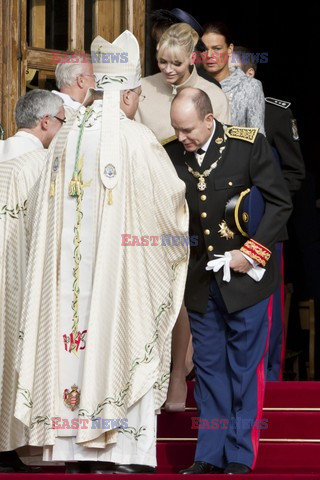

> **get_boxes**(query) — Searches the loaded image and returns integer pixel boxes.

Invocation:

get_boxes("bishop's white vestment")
[14,102,189,465]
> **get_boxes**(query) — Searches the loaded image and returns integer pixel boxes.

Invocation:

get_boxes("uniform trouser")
[267,243,285,381]
[188,276,272,469]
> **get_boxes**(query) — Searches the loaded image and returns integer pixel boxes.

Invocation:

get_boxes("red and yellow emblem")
[63,329,87,353]
[63,384,80,411]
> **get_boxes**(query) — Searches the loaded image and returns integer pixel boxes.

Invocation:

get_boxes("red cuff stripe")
[240,239,271,267]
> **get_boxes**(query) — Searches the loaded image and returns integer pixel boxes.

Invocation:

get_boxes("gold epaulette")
[160,135,177,146]
[225,126,259,144]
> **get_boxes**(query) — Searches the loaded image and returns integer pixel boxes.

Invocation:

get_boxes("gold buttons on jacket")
[201,212,207,218]
[208,245,214,252]
[228,181,233,186]
[200,195,207,201]
[204,229,210,235]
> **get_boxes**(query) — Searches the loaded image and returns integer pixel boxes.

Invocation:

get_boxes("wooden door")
[0,0,145,138]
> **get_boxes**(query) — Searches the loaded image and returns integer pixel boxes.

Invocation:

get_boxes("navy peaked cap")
[225,186,265,238]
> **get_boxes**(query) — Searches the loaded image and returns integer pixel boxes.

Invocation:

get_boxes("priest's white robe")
[0,132,43,163]
[14,102,189,463]
[51,91,82,122]
[51,91,82,110]
[0,150,47,451]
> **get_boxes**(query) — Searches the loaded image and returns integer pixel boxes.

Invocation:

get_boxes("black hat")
[224,186,265,238]
[150,8,203,37]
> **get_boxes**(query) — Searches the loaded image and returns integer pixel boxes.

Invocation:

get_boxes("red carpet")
[2,472,320,479]
[2,382,320,478]
[186,381,320,408]
[158,410,320,439]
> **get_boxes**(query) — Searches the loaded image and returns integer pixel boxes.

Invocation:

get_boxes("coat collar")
[163,66,199,96]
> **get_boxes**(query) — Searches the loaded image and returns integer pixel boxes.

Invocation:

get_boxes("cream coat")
[135,66,230,142]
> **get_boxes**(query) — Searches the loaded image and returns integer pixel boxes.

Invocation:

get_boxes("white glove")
[206,252,265,282]
[206,252,232,282]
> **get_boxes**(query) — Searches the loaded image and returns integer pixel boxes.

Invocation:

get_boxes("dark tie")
[194,148,206,166]
[196,148,205,155]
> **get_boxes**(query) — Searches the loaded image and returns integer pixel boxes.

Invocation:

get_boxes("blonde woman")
[136,22,229,143]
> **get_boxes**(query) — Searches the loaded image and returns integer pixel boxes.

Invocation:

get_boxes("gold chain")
[185,157,220,191]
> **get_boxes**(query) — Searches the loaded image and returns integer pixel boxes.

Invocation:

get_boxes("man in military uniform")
[165,87,292,474]
[265,96,305,196]
[231,49,305,196]
[232,46,306,380]
[264,96,305,380]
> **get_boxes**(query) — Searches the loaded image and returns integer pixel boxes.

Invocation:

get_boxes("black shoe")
[179,461,223,474]
[114,463,156,474]
[0,450,42,473]
[89,461,117,474]
[224,462,251,474]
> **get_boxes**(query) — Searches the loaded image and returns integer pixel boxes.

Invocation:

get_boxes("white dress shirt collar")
[195,120,216,166]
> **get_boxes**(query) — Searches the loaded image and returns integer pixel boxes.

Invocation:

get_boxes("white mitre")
[91,31,141,91]
[89,31,141,195]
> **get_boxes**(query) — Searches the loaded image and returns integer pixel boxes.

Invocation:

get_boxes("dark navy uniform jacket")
[265,97,305,196]
[164,120,292,314]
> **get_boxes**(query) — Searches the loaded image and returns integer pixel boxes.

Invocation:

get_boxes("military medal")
[218,220,235,240]
[197,176,207,191]
[185,166,213,190]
